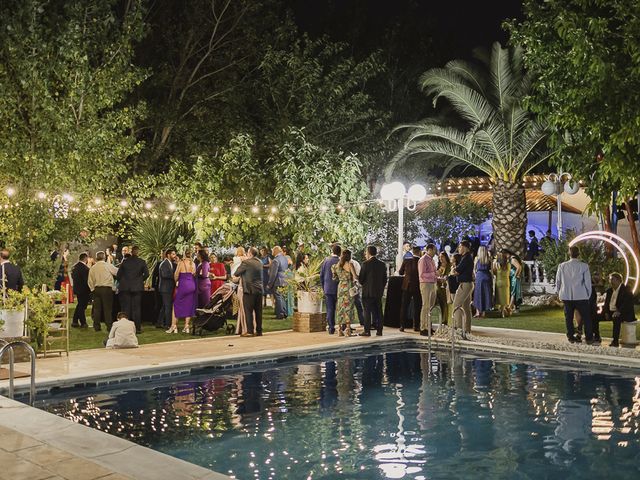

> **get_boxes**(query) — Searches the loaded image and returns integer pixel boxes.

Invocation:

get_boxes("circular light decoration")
[407,184,427,202]
[382,181,406,200]
[5,187,16,197]
[568,231,640,293]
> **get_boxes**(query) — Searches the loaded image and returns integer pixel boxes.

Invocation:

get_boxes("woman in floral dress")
[331,249,357,337]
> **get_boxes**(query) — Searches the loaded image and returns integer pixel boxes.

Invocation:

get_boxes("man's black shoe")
[399,327,404,332]
[420,330,429,336]
[359,332,371,337]
[256,332,263,336]
[71,323,80,328]
[80,324,88,329]
[413,328,420,332]
[376,332,383,336]
[94,328,102,332]
[567,336,576,343]
[155,324,165,329]
[609,341,619,347]
[586,340,594,345]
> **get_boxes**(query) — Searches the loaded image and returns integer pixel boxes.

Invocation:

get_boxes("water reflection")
[39,350,640,480]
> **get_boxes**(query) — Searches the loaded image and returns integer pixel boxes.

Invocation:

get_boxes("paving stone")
[46,457,113,480]
[0,457,53,480]
[0,430,43,452]
[17,444,74,466]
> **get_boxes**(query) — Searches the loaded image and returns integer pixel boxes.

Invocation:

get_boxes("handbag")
[349,281,361,298]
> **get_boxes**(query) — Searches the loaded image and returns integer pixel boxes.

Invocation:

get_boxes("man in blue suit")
[268,246,289,319]
[320,244,341,334]
[156,249,177,329]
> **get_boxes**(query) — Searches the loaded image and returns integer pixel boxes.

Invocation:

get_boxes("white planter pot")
[0,309,26,338]
[621,321,638,347]
[297,291,323,314]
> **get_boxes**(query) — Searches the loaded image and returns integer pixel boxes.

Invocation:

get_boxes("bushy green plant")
[1,288,29,311]
[539,231,625,287]
[290,257,324,294]
[25,288,58,346]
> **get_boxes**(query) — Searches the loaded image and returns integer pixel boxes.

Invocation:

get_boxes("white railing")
[522,260,556,294]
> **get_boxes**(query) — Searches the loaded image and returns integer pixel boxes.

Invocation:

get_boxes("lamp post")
[380,182,427,272]
[541,172,579,239]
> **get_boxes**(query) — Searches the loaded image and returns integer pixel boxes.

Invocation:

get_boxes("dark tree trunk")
[624,199,640,260]
[492,178,527,258]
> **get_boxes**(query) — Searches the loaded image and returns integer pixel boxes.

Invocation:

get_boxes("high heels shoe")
[182,326,190,334]
[165,326,177,334]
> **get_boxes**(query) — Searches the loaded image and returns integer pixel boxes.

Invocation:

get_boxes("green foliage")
[538,231,624,286]
[368,210,423,262]
[392,42,551,183]
[509,0,640,206]
[130,218,194,280]
[1,288,29,312]
[289,257,323,293]
[0,0,147,284]
[417,195,489,246]
[26,288,58,341]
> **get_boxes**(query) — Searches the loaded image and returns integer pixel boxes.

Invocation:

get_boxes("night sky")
[289,0,523,62]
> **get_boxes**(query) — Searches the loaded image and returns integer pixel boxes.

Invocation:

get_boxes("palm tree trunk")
[492,178,527,257]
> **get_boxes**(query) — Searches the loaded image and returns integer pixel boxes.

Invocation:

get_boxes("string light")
[120,199,128,207]
[144,201,152,210]
[232,206,239,213]
[268,215,275,222]
[36,192,46,200]
[190,204,198,212]
[62,193,74,202]
[287,206,295,213]
[93,197,102,205]
[212,206,220,213]
[168,203,177,212]
[270,206,278,213]
[5,187,15,197]
[251,206,260,214]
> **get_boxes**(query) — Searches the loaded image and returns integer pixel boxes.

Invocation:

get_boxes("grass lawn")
[67,305,292,351]
[471,304,640,340]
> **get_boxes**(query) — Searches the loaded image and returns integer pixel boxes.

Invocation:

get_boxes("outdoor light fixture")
[251,206,259,214]
[144,201,152,210]
[569,231,639,294]
[120,199,128,207]
[541,171,579,238]
[168,203,177,211]
[93,197,102,205]
[62,193,74,202]
[36,192,46,200]
[190,204,198,212]
[5,187,15,197]
[379,181,428,272]
[212,206,220,213]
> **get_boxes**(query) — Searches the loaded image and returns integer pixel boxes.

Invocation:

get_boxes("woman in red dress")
[209,253,227,295]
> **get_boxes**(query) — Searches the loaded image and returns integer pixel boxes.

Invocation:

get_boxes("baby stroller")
[192,283,236,336]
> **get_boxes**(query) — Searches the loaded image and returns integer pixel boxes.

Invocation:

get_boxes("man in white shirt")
[105,312,139,349]
[88,251,118,332]
[555,246,593,343]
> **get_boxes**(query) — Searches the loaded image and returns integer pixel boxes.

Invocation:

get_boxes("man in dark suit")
[0,249,24,292]
[359,245,388,336]
[70,253,91,328]
[399,246,422,332]
[156,249,177,329]
[597,273,636,347]
[116,246,149,333]
[233,247,264,337]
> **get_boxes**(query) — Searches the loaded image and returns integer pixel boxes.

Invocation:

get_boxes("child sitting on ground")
[105,312,139,349]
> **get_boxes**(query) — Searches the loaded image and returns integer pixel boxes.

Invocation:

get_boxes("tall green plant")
[391,42,552,257]
[130,218,194,282]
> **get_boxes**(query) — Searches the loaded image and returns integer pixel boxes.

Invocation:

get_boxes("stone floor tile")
[95,474,132,480]
[0,458,53,480]
[46,457,113,480]
[17,444,74,466]
[0,430,43,451]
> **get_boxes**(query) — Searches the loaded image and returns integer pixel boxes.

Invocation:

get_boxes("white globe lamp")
[407,184,427,202]
[380,183,394,201]
[386,181,406,200]
[541,180,557,196]
[563,180,580,195]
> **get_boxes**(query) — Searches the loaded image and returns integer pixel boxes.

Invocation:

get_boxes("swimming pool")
[38,348,640,479]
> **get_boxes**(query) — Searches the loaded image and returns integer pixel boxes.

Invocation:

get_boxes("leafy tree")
[0,0,146,284]
[391,42,552,257]
[508,0,640,207]
[417,195,490,247]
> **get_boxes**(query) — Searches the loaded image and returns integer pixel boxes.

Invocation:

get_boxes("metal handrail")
[0,341,36,405]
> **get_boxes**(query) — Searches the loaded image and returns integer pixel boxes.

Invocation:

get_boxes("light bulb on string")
[144,201,153,210]
[212,206,220,213]
[190,204,198,212]
[5,187,15,197]
[36,192,46,200]
[232,206,240,213]
[270,206,278,213]
[268,215,275,222]
[93,197,102,205]
[287,206,295,213]
[251,205,259,214]
[62,193,74,202]
[168,203,177,212]
[120,199,128,207]
[305,206,312,212]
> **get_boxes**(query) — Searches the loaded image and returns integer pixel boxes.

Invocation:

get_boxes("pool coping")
[0,395,231,480]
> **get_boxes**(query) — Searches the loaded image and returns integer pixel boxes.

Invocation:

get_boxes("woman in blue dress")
[473,246,493,317]
[509,252,523,312]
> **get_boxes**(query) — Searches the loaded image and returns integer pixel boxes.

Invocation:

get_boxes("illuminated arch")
[568,231,640,294]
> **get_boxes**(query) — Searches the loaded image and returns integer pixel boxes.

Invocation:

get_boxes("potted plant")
[289,257,324,314]
[25,288,58,348]
[0,288,28,338]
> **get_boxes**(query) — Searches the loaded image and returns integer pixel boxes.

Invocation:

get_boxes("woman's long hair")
[438,252,451,272]
[496,251,509,270]
[339,249,352,268]
[235,246,246,257]
[198,249,209,264]
[476,246,491,266]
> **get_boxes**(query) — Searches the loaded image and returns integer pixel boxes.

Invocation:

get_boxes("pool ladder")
[0,340,36,405]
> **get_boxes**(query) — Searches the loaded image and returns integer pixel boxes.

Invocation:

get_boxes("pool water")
[39,349,640,479]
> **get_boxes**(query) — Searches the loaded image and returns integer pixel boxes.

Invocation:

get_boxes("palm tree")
[391,42,552,256]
